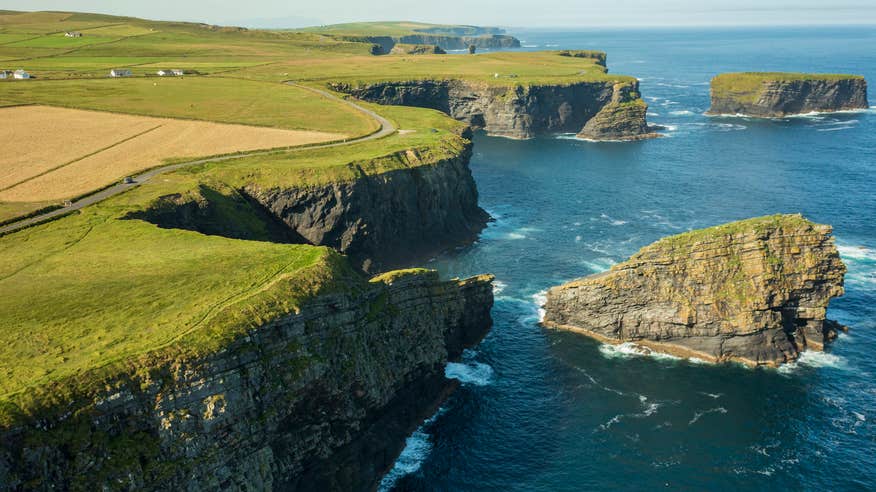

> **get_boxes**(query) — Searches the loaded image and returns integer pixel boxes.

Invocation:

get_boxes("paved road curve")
[0,83,395,235]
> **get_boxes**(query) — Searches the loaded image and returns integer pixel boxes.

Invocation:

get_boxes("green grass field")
[0,76,378,133]
[0,101,464,422]
[0,8,636,422]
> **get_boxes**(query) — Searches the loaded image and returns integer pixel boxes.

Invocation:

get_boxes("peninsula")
[543,214,848,367]
[707,72,869,117]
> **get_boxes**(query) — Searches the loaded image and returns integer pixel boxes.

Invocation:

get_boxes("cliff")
[543,214,847,366]
[342,34,520,55]
[708,72,869,117]
[0,268,494,491]
[389,43,447,55]
[132,131,488,273]
[330,78,655,140]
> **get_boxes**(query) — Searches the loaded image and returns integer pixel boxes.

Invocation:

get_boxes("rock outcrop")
[543,214,847,366]
[389,43,446,55]
[331,78,655,140]
[707,73,869,117]
[578,93,661,141]
[0,269,494,491]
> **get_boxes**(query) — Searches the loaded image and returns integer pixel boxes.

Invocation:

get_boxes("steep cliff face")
[130,134,488,273]
[544,215,847,366]
[247,139,489,273]
[0,270,494,491]
[331,79,654,140]
[708,73,869,117]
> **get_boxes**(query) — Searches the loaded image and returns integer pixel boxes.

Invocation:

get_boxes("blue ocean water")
[383,27,876,491]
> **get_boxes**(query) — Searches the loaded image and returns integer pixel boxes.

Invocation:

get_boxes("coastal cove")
[387,26,876,491]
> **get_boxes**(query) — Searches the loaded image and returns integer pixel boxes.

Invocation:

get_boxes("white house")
[0,70,11,80]
[110,69,132,78]
[64,31,83,38]
[13,69,30,79]
[157,69,185,77]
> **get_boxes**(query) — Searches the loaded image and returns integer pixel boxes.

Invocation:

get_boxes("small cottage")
[64,31,83,38]
[13,69,30,79]
[157,69,185,77]
[0,70,11,80]
[110,69,132,78]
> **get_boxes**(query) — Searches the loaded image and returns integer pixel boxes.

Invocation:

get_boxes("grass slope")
[0,103,465,423]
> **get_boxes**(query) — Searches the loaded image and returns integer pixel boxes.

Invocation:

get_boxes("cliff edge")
[330,62,657,141]
[0,268,493,491]
[707,72,869,117]
[543,214,847,366]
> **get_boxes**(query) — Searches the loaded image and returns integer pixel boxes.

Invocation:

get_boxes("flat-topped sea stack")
[707,72,868,117]
[543,214,847,366]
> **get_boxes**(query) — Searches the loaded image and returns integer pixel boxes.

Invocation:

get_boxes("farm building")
[157,69,185,76]
[64,31,83,38]
[110,69,132,78]
[13,70,30,79]
[0,70,11,79]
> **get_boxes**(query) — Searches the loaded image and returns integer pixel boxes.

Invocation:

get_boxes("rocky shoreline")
[543,215,847,366]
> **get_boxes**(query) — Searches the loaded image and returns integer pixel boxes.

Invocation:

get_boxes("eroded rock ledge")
[543,214,847,366]
[330,77,657,141]
[0,269,493,491]
[707,72,869,117]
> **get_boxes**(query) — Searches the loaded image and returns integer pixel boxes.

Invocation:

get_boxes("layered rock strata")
[132,131,489,273]
[543,214,847,366]
[707,73,869,117]
[331,78,655,140]
[0,270,494,491]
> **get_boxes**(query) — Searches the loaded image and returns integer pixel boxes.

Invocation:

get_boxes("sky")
[3,0,876,28]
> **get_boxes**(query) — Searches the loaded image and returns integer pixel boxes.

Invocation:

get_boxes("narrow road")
[0,83,395,235]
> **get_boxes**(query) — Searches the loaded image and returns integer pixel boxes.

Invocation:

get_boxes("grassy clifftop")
[711,72,866,102]
[0,102,467,425]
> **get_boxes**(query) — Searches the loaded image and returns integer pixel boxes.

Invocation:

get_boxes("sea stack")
[707,72,868,117]
[543,214,847,366]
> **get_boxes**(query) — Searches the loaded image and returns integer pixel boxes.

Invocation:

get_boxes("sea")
[381,26,876,491]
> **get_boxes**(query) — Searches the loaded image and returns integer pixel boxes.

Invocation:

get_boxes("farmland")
[0,105,346,212]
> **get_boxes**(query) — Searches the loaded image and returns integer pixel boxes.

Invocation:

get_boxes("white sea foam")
[378,408,447,491]
[492,280,507,295]
[817,126,856,132]
[778,350,849,374]
[598,396,662,431]
[837,244,876,261]
[445,361,494,386]
[688,407,728,425]
[532,290,548,322]
[598,342,681,362]
[669,110,695,116]
[647,111,660,117]
[582,257,616,273]
[521,44,539,48]
[699,392,723,399]
[575,235,582,242]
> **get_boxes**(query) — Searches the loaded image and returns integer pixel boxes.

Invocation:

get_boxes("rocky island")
[543,214,847,366]
[707,72,869,117]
